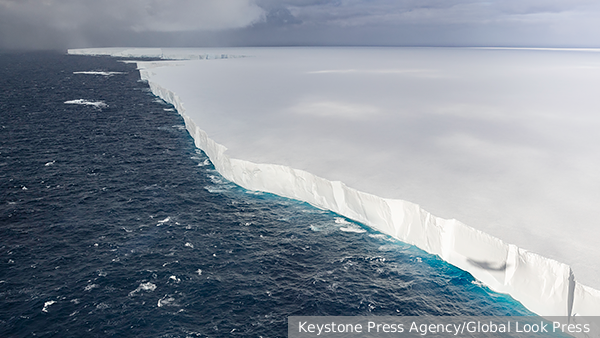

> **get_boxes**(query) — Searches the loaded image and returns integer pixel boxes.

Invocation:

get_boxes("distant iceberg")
[68,47,600,317]
[73,71,125,76]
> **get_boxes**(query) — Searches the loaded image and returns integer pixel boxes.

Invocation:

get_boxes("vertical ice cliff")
[138,69,600,317]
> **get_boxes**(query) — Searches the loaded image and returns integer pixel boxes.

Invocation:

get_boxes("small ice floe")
[21,186,27,190]
[169,275,181,283]
[129,282,156,296]
[64,99,108,109]
[185,242,194,248]
[196,269,202,276]
[42,300,56,313]
[44,160,55,166]
[157,295,176,307]
[157,217,170,224]
[73,71,125,76]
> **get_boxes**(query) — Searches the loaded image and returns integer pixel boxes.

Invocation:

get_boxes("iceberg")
[68,47,600,317]
[64,99,108,108]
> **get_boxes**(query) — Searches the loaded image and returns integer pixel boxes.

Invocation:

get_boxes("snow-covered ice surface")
[69,47,600,317]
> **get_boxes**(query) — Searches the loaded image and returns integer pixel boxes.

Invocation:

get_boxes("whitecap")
[44,160,55,166]
[157,295,177,307]
[208,175,224,184]
[96,303,110,310]
[185,242,194,248]
[471,279,486,288]
[334,217,350,225]
[129,282,156,296]
[42,300,56,313]
[64,99,108,109]
[339,224,367,233]
[84,283,98,291]
[204,186,226,193]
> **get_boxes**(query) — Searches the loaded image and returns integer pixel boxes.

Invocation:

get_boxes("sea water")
[0,51,532,337]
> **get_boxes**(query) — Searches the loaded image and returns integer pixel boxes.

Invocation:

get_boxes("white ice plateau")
[69,47,600,317]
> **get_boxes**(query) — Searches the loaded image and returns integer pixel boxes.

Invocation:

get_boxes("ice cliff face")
[140,73,600,317]
[68,48,600,318]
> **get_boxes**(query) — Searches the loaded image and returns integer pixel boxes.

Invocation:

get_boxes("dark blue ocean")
[0,51,533,337]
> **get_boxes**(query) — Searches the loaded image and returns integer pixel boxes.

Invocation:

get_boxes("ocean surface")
[0,51,532,337]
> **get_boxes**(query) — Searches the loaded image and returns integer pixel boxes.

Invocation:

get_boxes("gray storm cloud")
[1,0,599,49]
[0,0,265,48]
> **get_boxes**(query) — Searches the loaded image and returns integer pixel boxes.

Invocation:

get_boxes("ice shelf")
[68,47,600,317]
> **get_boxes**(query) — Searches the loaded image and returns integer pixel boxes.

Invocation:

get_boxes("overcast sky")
[1,0,600,50]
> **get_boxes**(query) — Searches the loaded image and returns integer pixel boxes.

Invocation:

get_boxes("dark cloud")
[1,0,599,50]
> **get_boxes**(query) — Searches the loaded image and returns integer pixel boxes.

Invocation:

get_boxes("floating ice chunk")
[42,300,56,313]
[169,275,181,283]
[44,160,55,166]
[196,269,202,276]
[73,71,125,76]
[185,242,194,248]
[158,217,170,223]
[64,99,108,109]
